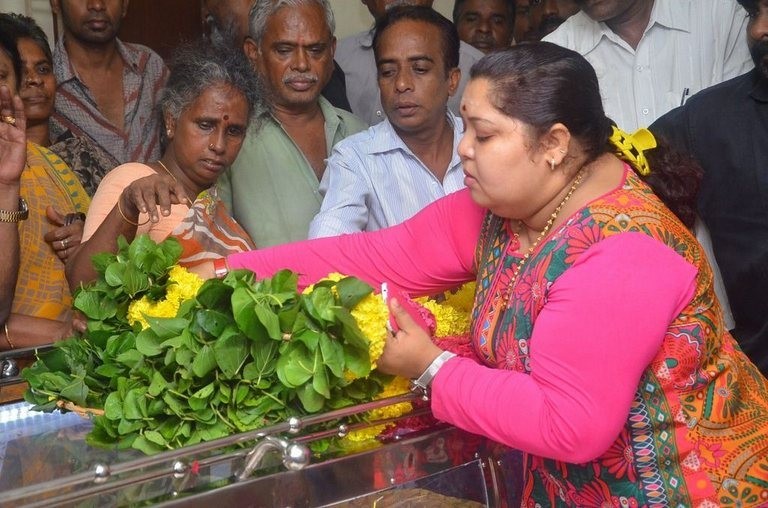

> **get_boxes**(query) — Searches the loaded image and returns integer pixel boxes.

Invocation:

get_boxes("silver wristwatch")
[411,351,457,392]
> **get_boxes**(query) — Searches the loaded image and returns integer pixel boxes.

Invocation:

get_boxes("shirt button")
[642,108,649,115]
[636,65,643,71]
[376,110,383,117]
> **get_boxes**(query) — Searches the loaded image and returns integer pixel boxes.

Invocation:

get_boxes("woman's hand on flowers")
[0,85,26,187]
[119,173,190,224]
[378,298,443,379]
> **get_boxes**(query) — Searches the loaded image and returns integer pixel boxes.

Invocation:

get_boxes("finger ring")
[61,238,68,249]
[2,115,16,126]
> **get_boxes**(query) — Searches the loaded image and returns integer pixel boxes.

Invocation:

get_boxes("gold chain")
[156,160,178,182]
[505,168,587,300]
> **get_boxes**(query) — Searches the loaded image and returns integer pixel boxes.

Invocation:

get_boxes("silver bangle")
[411,351,456,392]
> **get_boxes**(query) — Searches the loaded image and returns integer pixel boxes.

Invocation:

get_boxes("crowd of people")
[1,0,767,505]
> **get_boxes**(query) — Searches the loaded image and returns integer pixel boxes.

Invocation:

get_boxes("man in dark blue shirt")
[651,0,768,375]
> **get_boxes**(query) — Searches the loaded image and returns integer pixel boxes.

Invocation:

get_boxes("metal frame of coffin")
[0,392,522,507]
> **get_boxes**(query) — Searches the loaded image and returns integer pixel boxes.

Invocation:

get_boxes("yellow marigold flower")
[350,294,388,370]
[345,376,412,444]
[345,424,387,444]
[369,376,412,420]
[442,281,476,312]
[302,272,344,295]
[416,282,475,338]
[127,266,203,328]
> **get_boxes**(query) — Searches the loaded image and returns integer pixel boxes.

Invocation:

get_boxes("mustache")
[282,73,318,85]
[472,34,495,43]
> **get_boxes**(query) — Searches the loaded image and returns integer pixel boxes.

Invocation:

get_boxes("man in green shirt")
[219,0,365,247]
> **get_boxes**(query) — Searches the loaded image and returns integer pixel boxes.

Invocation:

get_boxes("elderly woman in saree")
[66,39,261,290]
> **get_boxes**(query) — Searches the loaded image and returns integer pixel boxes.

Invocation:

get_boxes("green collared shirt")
[219,97,366,247]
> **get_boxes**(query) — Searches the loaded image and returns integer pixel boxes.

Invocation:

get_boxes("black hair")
[0,21,22,90]
[470,42,701,228]
[735,0,757,12]
[373,5,460,74]
[452,0,517,27]
[0,13,53,64]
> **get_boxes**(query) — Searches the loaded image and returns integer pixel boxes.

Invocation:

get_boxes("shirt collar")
[261,96,345,148]
[367,111,463,159]
[567,0,690,55]
[357,29,374,49]
[54,36,144,84]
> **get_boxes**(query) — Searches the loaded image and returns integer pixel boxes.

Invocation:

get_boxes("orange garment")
[15,143,90,320]
[173,186,255,267]
[82,163,187,243]
[82,162,254,264]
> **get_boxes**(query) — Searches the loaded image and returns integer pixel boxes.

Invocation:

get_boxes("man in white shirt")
[543,0,752,131]
[543,0,747,329]
[336,0,483,126]
[309,5,466,237]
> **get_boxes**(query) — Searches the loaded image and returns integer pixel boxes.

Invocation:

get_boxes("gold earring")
[550,158,556,171]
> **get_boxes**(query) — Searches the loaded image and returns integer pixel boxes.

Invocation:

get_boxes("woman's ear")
[164,112,175,140]
[542,122,572,165]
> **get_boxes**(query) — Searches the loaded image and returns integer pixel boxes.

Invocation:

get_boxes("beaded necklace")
[505,167,587,299]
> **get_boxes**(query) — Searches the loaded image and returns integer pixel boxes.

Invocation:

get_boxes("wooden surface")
[118,0,204,60]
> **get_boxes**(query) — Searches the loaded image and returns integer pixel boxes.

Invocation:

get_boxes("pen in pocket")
[680,87,690,106]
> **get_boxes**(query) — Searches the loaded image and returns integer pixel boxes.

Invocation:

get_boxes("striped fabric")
[51,37,168,165]
[14,143,90,321]
[308,113,467,238]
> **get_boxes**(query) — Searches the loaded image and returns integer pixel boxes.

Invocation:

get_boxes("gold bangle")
[117,200,150,227]
[4,323,15,349]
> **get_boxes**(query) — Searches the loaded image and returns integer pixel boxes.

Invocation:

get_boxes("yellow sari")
[12,143,90,321]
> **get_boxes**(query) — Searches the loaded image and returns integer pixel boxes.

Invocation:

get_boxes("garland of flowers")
[23,236,477,455]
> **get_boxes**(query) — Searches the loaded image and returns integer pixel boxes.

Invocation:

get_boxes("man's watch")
[0,197,29,223]
[411,351,457,392]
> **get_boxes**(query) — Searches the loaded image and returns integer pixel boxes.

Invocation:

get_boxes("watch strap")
[412,351,456,392]
[0,197,28,223]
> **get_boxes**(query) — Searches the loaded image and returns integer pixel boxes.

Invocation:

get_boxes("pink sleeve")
[228,189,485,295]
[431,233,698,462]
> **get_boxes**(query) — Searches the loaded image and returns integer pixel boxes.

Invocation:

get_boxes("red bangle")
[213,257,229,279]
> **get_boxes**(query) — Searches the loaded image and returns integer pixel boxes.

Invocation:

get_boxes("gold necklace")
[156,160,177,182]
[505,168,587,300]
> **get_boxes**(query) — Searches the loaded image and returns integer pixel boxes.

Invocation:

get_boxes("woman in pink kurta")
[196,43,768,506]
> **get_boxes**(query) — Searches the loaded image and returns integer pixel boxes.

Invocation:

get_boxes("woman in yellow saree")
[1,31,88,351]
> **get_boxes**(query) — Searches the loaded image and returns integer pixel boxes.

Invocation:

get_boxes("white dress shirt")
[309,113,466,238]
[544,0,752,131]
[335,29,484,126]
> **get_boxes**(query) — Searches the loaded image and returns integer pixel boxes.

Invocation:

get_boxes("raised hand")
[0,85,27,187]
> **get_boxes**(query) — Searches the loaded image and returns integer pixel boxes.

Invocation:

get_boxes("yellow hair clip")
[608,126,657,176]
